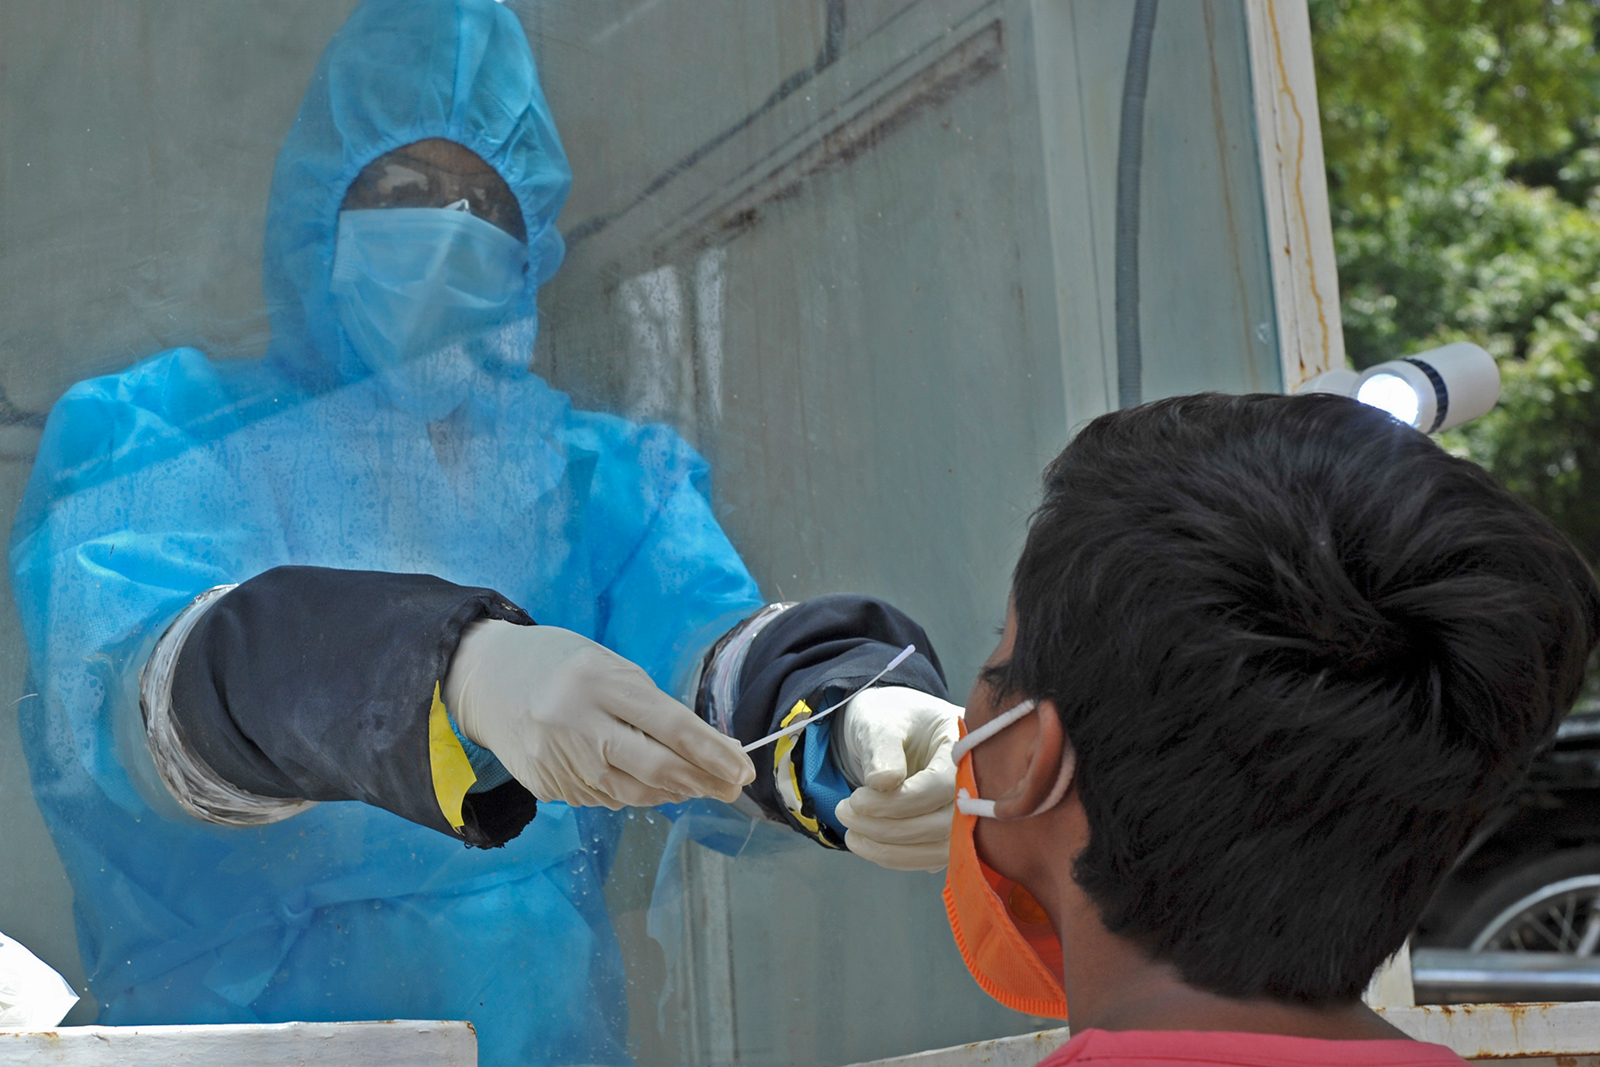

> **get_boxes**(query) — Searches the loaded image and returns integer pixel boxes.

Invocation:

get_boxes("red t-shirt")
[1037,1029,1469,1067]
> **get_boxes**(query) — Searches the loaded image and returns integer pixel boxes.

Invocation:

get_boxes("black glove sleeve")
[168,565,537,847]
[703,593,948,846]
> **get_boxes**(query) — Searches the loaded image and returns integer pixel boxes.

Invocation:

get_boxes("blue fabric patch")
[450,712,513,793]
[801,714,853,840]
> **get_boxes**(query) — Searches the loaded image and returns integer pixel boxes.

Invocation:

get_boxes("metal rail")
[1412,948,1600,1003]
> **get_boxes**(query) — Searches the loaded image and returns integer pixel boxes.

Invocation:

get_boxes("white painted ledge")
[848,1002,1600,1067]
[1377,1002,1600,1060]
[0,1019,476,1066]
[12,1005,1599,1067]
[852,1028,1072,1067]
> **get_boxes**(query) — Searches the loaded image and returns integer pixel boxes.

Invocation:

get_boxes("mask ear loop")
[954,699,1074,819]
[952,699,1036,763]
[1030,741,1075,817]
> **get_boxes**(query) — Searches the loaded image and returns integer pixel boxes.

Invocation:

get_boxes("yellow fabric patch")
[428,682,477,833]
[773,698,823,839]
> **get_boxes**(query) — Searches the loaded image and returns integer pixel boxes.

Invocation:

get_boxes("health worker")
[7,1,962,1063]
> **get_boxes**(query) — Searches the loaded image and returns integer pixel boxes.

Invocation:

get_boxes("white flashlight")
[1296,343,1500,433]
[1356,373,1422,427]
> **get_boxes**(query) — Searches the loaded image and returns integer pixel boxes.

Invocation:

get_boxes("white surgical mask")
[330,207,528,417]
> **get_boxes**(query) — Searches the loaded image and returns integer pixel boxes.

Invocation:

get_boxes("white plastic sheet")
[0,930,78,1028]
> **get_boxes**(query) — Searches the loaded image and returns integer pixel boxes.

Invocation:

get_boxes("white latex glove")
[445,620,756,810]
[832,685,962,871]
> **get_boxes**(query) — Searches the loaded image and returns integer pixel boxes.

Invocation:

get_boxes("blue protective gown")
[8,1,764,1062]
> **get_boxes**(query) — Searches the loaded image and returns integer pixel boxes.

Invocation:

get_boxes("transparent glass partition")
[0,0,1282,1062]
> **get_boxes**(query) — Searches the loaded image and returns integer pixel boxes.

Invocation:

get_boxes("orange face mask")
[941,702,1072,1020]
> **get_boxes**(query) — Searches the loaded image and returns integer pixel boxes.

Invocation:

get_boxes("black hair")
[993,392,1600,1003]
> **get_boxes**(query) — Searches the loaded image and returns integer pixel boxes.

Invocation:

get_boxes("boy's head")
[973,391,1600,1004]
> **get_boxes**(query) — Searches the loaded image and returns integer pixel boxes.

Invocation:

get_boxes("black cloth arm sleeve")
[701,593,949,845]
[168,565,537,847]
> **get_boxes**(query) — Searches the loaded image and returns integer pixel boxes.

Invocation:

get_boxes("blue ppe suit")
[7,1,766,1062]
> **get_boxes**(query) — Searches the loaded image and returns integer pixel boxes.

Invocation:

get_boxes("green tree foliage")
[1312,0,1600,560]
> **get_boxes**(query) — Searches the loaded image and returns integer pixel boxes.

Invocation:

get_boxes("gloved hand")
[445,620,756,810]
[832,685,962,871]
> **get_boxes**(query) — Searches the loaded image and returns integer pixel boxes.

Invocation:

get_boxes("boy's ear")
[992,699,1075,820]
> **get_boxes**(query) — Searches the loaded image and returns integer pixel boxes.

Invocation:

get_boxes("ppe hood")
[262,0,571,388]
